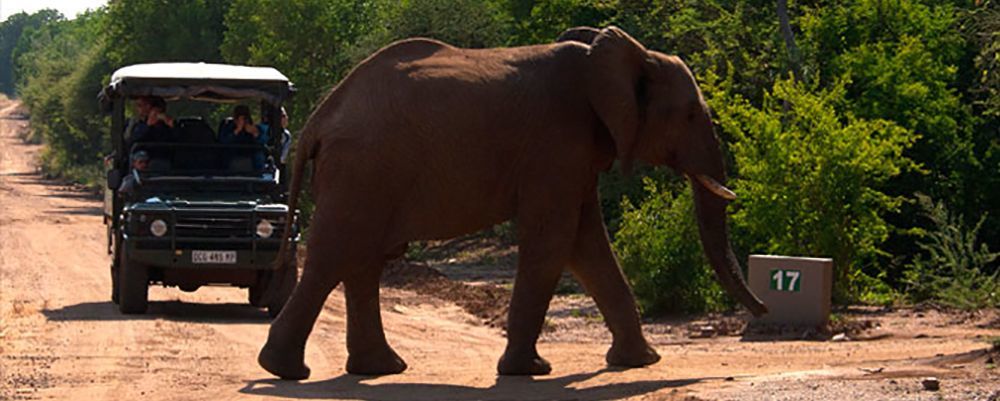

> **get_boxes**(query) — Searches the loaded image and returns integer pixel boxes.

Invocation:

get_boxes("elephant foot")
[258,341,311,380]
[497,350,552,375]
[606,341,660,368]
[345,347,408,375]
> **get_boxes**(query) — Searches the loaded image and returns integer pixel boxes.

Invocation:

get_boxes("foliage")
[903,194,999,309]
[14,10,110,184]
[0,10,61,95]
[507,0,613,45]
[614,178,728,314]
[222,0,383,126]
[377,0,511,48]
[711,77,916,302]
[799,0,988,281]
[965,1,999,119]
[961,0,1000,254]
[103,0,232,67]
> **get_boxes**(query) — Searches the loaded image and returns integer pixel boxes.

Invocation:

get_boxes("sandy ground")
[1,97,998,401]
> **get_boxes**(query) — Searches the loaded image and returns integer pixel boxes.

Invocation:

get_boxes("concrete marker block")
[748,255,833,326]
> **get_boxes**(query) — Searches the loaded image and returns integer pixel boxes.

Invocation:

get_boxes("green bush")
[707,76,916,303]
[613,177,727,315]
[903,194,999,309]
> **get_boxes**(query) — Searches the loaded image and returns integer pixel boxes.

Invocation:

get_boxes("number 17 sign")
[770,269,801,292]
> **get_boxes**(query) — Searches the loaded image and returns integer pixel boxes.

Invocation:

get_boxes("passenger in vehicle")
[117,150,150,195]
[219,105,269,170]
[258,106,292,164]
[131,96,175,144]
[277,107,292,164]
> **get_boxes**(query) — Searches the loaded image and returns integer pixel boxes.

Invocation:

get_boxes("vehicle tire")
[248,272,270,307]
[111,264,120,304]
[111,233,121,304]
[266,263,297,318]
[118,247,149,314]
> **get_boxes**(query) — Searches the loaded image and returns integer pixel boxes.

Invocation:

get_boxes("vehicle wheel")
[248,272,270,307]
[111,263,120,304]
[266,263,297,318]
[118,247,149,314]
[111,233,121,304]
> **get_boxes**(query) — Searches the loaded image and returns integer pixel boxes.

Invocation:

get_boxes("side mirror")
[107,169,122,190]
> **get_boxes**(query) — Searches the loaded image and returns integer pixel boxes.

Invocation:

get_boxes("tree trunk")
[777,0,802,82]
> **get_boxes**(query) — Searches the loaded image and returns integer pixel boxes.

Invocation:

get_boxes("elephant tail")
[276,122,319,271]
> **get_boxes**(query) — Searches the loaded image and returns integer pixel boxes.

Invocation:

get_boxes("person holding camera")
[130,96,174,144]
[219,105,270,170]
[219,105,268,144]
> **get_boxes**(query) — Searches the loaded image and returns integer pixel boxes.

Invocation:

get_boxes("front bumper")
[125,236,288,269]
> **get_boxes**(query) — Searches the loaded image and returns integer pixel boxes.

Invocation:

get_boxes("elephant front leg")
[343,264,407,375]
[497,251,567,375]
[497,202,580,375]
[569,194,659,368]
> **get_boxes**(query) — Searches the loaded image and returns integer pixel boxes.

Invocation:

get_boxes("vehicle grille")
[172,212,287,239]
[175,213,252,238]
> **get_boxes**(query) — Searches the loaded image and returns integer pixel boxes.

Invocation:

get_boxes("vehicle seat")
[147,157,171,172]
[227,155,254,173]
[175,118,216,143]
[173,118,217,171]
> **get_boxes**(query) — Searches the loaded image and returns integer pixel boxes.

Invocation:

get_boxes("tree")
[222,0,383,126]
[103,0,232,67]
[378,0,512,48]
[16,9,110,182]
[0,9,62,95]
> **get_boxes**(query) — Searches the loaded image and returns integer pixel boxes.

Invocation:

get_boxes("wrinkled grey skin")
[259,26,767,380]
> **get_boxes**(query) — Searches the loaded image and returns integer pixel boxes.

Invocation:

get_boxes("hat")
[132,150,150,161]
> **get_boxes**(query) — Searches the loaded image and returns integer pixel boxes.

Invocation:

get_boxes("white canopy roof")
[100,62,294,107]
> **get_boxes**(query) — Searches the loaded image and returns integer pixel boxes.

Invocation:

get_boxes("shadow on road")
[4,173,101,199]
[47,205,103,216]
[43,300,271,324]
[239,369,707,401]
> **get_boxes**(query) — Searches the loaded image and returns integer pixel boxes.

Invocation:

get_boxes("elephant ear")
[586,26,652,175]
[555,26,601,44]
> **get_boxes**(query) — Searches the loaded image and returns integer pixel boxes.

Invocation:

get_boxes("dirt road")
[1,98,998,401]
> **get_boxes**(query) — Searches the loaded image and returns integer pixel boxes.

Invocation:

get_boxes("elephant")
[258,25,768,379]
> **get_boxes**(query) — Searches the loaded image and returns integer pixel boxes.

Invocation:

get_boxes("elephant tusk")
[694,174,737,200]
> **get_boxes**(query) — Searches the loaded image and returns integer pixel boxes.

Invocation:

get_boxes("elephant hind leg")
[569,195,659,368]
[258,259,342,380]
[342,260,407,375]
[258,216,346,380]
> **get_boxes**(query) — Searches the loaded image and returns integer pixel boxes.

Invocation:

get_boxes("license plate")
[192,250,237,264]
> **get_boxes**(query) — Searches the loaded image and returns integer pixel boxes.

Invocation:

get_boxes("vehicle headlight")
[256,219,274,238]
[150,219,168,237]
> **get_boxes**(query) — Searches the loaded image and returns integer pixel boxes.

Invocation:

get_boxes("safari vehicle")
[100,63,299,316]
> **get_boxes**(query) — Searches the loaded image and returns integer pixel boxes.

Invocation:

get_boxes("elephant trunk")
[689,178,768,317]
